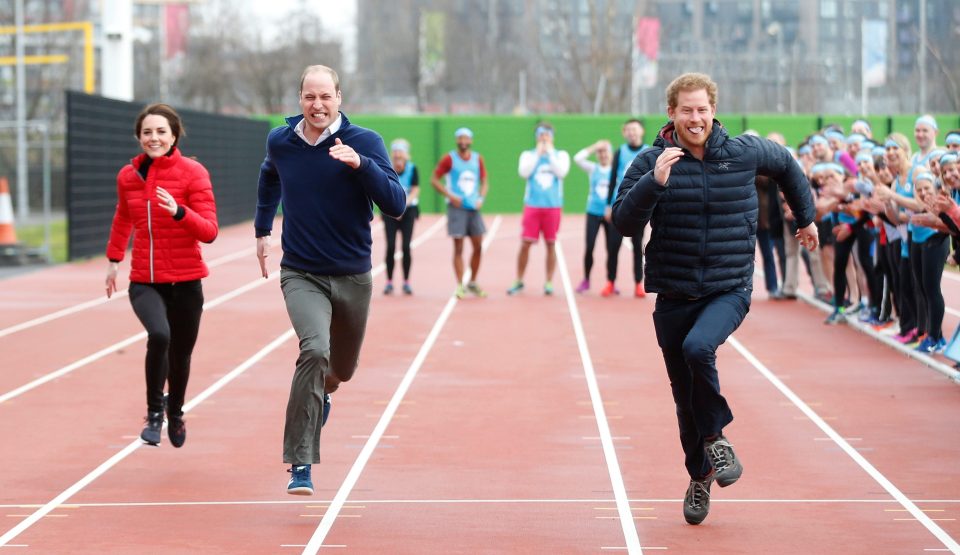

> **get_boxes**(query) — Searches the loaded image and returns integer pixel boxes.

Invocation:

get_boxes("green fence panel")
[743,114,820,147]
[820,115,890,142]
[889,114,960,154]
[260,111,960,213]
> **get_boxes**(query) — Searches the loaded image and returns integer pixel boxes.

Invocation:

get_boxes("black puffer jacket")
[612,120,815,299]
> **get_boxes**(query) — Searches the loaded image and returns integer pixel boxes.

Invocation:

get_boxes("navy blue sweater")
[255,113,406,275]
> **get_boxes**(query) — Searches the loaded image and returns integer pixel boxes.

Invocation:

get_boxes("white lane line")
[0,218,388,339]
[0,247,254,339]
[0,217,445,546]
[299,216,499,555]
[2,497,957,509]
[556,241,643,555]
[0,272,278,406]
[729,336,960,555]
[0,218,447,407]
[0,329,296,548]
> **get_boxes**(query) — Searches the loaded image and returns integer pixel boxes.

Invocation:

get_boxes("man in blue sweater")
[255,65,406,495]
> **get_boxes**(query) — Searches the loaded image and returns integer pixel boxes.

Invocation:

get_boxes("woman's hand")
[156,187,178,216]
[106,261,119,298]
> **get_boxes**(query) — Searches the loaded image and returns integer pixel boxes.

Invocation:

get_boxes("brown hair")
[299,65,340,93]
[134,103,184,147]
[666,73,718,109]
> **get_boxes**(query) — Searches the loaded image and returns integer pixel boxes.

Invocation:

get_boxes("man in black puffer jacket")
[612,73,819,526]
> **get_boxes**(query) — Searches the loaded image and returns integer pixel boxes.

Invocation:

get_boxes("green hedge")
[263,113,960,214]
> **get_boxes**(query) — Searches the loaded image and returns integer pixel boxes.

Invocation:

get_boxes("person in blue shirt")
[255,65,406,496]
[605,119,650,298]
[507,122,570,296]
[572,139,614,294]
[430,127,490,299]
[383,138,419,295]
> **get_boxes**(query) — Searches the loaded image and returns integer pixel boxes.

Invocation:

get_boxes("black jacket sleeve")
[612,149,664,237]
[749,136,816,229]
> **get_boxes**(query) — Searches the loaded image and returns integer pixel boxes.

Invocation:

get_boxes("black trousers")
[910,234,949,340]
[583,213,616,281]
[652,287,751,479]
[606,224,645,283]
[384,206,418,281]
[129,280,204,417]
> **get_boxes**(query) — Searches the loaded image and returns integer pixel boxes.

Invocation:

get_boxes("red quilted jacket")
[106,147,218,283]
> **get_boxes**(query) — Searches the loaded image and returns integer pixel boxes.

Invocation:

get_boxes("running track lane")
[1,215,958,553]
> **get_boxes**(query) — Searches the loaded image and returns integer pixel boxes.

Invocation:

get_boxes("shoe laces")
[686,479,710,509]
[288,465,310,480]
[707,440,733,471]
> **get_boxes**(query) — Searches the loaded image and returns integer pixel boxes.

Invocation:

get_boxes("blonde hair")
[666,73,718,109]
[885,132,912,158]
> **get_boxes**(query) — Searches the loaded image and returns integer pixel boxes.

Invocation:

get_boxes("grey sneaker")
[140,411,163,445]
[705,435,742,487]
[683,475,712,525]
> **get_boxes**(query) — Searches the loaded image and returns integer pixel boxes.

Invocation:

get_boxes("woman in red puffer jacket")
[105,103,218,449]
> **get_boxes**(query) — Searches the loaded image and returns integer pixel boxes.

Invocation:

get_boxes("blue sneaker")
[932,337,947,354]
[824,308,846,325]
[321,393,331,428]
[507,280,524,295]
[914,337,935,353]
[287,464,314,495]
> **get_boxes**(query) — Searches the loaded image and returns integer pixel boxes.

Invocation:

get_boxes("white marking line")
[0,329,296,548]
[2,497,957,510]
[556,241,643,555]
[0,219,449,407]
[729,336,960,555]
[0,272,278,406]
[0,247,253,339]
[299,216,499,555]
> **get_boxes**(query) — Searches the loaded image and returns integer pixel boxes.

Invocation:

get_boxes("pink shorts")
[521,206,562,243]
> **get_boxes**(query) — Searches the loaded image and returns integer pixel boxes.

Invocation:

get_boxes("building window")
[821,0,837,19]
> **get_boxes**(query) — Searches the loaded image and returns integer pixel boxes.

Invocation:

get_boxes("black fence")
[65,91,270,260]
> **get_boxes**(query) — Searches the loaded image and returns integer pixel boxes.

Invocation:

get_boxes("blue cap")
[871,146,886,158]
[855,151,873,164]
[390,139,409,153]
[945,133,960,146]
[812,162,845,175]
[824,130,846,143]
[915,115,938,131]
[454,127,473,139]
[847,133,866,145]
[852,119,872,134]
[535,126,554,138]
[809,135,829,147]
[798,144,812,155]
[940,153,958,166]
[884,139,901,149]
[914,171,935,184]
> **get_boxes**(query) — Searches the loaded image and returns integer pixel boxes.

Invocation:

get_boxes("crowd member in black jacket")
[612,73,818,526]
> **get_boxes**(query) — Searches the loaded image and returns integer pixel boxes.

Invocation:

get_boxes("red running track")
[0,214,958,554]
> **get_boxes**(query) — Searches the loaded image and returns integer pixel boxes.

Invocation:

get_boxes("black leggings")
[910,234,949,340]
[384,206,417,281]
[607,222,645,283]
[833,226,881,310]
[894,238,918,334]
[129,280,204,416]
[584,214,615,281]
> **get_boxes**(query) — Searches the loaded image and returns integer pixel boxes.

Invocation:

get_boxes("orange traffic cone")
[0,177,18,245]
